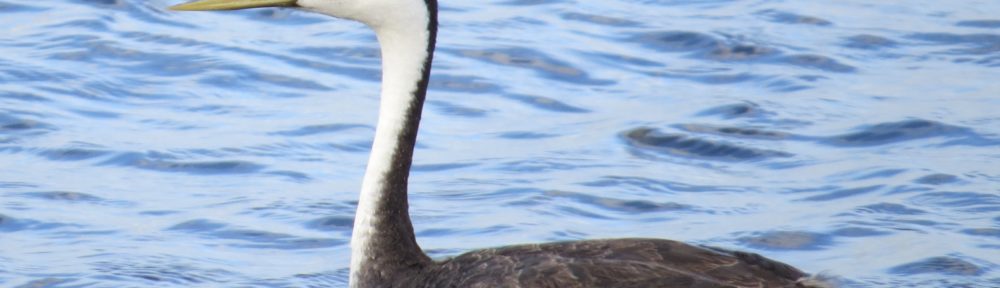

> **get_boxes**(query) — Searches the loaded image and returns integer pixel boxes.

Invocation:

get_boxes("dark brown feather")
[376,238,824,288]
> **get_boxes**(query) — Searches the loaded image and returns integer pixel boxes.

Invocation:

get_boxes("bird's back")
[402,238,822,288]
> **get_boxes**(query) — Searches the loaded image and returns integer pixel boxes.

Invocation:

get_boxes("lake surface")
[2,0,999,287]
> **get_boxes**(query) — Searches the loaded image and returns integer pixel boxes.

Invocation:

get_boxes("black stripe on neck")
[355,0,438,285]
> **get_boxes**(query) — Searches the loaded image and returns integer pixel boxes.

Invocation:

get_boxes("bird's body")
[171,0,831,287]
[392,238,811,288]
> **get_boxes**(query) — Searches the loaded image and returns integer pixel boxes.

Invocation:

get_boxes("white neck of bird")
[349,6,435,288]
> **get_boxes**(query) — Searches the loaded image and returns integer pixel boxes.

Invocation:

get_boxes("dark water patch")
[831,227,890,237]
[270,123,369,137]
[0,114,54,134]
[11,278,78,288]
[245,201,354,221]
[580,176,744,193]
[831,168,908,181]
[448,48,612,85]
[889,256,987,276]
[185,104,242,115]
[561,12,641,27]
[94,257,239,286]
[885,185,936,196]
[497,131,559,139]
[962,228,1000,239]
[168,219,343,250]
[101,152,266,175]
[72,108,121,119]
[854,202,927,215]
[502,93,590,113]
[0,181,36,189]
[305,216,353,232]
[319,141,372,153]
[430,74,503,94]
[247,270,348,288]
[774,54,856,73]
[417,228,456,237]
[957,20,1000,29]
[631,31,721,52]
[215,141,359,158]
[553,206,614,220]
[140,210,181,216]
[842,34,898,50]
[675,123,791,140]
[756,9,833,26]
[46,18,109,31]
[500,0,570,6]
[0,213,74,232]
[0,1,45,12]
[497,158,599,173]
[412,162,478,172]
[198,71,329,92]
[763,77,813,92]
[429,100,489,118]
[695,102,771,119]
[15,191,105,203]
[37,147,111,161]
[0,59,77,83]
[0,91,50,102]
[544,190,692,214]
[585,52,664,68]
[264,170,311,181]
[907,32,1000,57]
[799,185,882,202]
[0,213,13,231]
[891,218,953,228]
[118,31,205,49]
[630,31,853,72]
[821,119,995,147]
[622,127,793,161]
[737,230,832,250]
[914,173,960,185]
[685,72,761,85]
[909,192,1000,212]
[708,44,779,61]
[438,187,544,203]
[418,225,515,237]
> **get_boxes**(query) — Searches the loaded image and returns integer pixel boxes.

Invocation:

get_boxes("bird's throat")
[349,3,437,287]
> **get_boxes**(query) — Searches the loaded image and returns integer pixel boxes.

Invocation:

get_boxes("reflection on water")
[2,0,999,287]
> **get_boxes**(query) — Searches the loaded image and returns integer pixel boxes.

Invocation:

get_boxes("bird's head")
[171,0,434,31]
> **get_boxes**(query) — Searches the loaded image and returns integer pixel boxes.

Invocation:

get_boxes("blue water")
[1,0,998,287]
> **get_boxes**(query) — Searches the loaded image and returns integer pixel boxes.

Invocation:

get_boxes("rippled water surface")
[2,0,999,287]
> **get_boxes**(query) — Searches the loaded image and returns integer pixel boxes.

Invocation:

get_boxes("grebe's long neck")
[349,1,438,287]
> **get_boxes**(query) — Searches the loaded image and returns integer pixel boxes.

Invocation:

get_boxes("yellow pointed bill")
[170,0,298,11]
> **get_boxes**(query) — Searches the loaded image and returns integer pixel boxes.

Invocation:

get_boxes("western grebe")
[171,0,830,287]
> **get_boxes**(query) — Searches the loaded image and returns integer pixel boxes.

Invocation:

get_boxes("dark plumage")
[378,238,822,288]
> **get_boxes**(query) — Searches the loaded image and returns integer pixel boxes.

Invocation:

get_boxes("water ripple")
[168,219,343,249]
[889,256,989,276]
[100,152,266,175]
[622,127,793,161]
[756,9,833,26]
[447,48,613,85]
[737,231,833,251]
[821,119,997,147]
